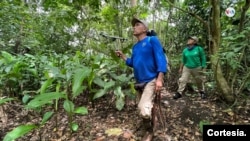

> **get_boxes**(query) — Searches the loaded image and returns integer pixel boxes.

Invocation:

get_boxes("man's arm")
[179,63,184,73]
[115,50,127,61]
[155,72,165,92]
[115,50,133,67]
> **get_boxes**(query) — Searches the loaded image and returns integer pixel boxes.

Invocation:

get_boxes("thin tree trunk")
[210,0,234,103]
[239,0,250,32]
[131,0,136,7]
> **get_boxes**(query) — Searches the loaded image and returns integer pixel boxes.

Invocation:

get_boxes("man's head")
[187,36,198,45]
[131,17,148,37]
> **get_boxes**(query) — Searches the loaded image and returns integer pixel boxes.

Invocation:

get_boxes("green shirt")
[182,46,206,69]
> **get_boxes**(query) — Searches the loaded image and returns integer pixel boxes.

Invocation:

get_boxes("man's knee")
[138,103,153,119]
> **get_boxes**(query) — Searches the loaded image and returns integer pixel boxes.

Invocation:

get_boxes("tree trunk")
[131,0,136,7]
[210,0,235,104]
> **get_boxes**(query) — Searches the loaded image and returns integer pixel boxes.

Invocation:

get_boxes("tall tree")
[210,0,235,103]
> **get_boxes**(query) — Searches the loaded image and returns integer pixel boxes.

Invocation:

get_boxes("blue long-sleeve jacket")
[126,36,167,83]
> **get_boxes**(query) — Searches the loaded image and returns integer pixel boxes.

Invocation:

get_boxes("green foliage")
[41,112,54,125]
[72,67,91,98]
[3,124,37,141]
[26,92,66,109]
[114,86,125,111]
[101,5,119,22]
[0,98,15,105]
[0,51,41,97]
[40,78,54,94]
[74,107,88,115]
[221,25,250,94]
[22,94,31,104]
[199,120,210,133]
[71,123,79,132]
[63,100,75,113]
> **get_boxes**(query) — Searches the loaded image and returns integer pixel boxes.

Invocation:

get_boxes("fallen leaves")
[1,93,250,141]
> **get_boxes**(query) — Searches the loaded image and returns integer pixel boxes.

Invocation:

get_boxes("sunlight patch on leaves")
[105,128,123,136]
[222,108,234,116]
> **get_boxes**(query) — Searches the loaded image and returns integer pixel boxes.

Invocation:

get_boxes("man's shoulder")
[196,45,203,48]
[148,36,158,40]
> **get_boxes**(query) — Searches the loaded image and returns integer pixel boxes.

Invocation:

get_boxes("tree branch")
[166,0,209,31]
[239,0,250,32]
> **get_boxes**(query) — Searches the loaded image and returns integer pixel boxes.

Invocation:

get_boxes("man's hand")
[115,50,127,61]
[155,72,164,92]
[178,68,182,74]
[155,79,163,92]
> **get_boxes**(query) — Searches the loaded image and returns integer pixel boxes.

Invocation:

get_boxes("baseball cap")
[188,36,199,43]
[131,17,149,30]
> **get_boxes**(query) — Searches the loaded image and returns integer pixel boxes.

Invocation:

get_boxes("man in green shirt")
[173,36,206,99]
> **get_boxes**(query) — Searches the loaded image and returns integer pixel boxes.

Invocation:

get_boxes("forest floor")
[1,87,250,141]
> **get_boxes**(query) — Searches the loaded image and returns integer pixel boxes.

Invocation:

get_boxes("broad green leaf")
[74,107,88,115]
[116,97,125,111]
[0,98,15,105]
[41,112,54,125]
[93,89,107,99]
[104,80,115,89]
[114,87,125,111]
[71,123,79,132]
[40,79,54,94]
[233,46,243,52]
[22,94,31,104]
[1,51,14,64]
[3,124,37,141]
[72,85,86,98]
[109,73,129,82]
[226,52,235,60]
[114,86,124,97]
[93,77,105,88]
[72,67,91,98]
[63,100,74,113]
[26,92,65,109]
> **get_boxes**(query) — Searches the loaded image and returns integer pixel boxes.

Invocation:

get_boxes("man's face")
[133,22,147,36]
[187,38,196,45]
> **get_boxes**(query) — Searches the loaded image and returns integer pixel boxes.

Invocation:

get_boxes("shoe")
[173,92,182,100]
[142,118,152,131]
[200,91,206,99]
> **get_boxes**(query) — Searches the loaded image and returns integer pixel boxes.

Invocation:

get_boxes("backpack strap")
[148,36,166,54]
[148,36,170,70]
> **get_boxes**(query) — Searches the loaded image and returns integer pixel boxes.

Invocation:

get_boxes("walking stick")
[152,91,166,132]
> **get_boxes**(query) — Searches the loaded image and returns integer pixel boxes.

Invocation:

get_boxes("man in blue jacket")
[115,17,168,134]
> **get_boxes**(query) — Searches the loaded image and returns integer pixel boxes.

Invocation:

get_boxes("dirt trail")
[1,90,250,141]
